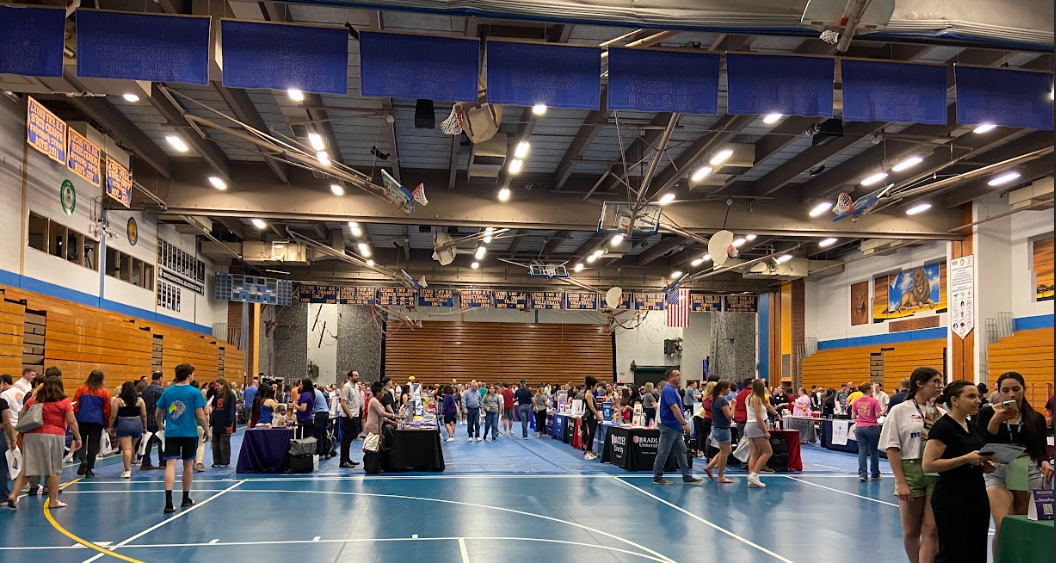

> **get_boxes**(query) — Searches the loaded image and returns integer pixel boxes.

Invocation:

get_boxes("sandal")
[703,467,714,480]
[717,477,734,484]
[5,498,16,509]
[49,501,68,509]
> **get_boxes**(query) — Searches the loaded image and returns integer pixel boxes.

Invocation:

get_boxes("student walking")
[852,382,883,482]
[515,381,533,439]
[745,380,773,488]
[156,364,209,514]
[73,370,111,478]
[109,381,146,479]
[462,383,482,442]
[652,369,703,486]
[483,386,501,441]
[703,381,735,484]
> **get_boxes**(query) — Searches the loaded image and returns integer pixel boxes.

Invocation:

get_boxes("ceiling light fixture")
[658,193,676,205]
[287,88,305,102]
[497,187,511,202]
[819,237,837,248]
[809,201,833,217]
[732,238,746,248]
[348,221,362,237]
[611,233,624,245]
[357,243,371,257]
[508,159,523,174]
[745,233,757,241]
[690,166,713,182]
[775,254,792,264]
[483,235,493,244]
[316,151,331,167]
[892,155,924,172]
[330,184,345,196]
[574,263,584,272]
[471,261,480,269]
[251,218,267,230]
[208,176,227,190]
[691,258,704,267]
[122,93,140,103]
[514,141,530,159]
[586,255,597,264]
[763,113,782,124]
[973,123,996,134]
[308,132,325,151]
[592,249,605,258]
[861,171,889,186]
[366,259,374,267]
[532,104,547,116]
[670,270,683,279]
[702,254,711,262]
[474,246,486,260]
[906,202,932,215]
[709,148,734,166]
[988,171,1021,186]
[165,135,189,153]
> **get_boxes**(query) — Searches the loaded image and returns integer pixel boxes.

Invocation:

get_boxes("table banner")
[76,10,210,85]
[607,48,719,114]
[360,31,479,102]
[222,20,348,95]
[486,41,601,109]
[0,6,65,77]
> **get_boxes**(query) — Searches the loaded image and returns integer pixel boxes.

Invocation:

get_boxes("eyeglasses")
[930,380,944,387]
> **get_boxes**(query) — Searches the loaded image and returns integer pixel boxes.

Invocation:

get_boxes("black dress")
[929,414,990,563]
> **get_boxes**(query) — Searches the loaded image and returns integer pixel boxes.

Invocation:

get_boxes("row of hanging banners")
[298,285,758,313]
[1,7,1052,130]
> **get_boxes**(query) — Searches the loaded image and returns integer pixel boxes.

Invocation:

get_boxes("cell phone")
[1000,400,1017,411]
[978,446,997,456]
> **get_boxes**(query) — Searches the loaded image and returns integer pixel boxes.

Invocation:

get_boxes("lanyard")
[1005,419,1023,442]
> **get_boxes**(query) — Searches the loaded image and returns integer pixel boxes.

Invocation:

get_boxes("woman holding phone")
[923,381,996,563]
[974,371,1053,557]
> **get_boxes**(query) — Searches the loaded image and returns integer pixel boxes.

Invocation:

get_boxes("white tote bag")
[137,431,154,458]
[732,435,751,463]
[99,432,114,456]
[6,447,22,478]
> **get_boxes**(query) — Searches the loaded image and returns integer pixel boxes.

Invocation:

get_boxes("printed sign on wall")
[1033,235,1054,302]
[26,96,66,165]
[950,255,974,339]
[67,128,101,187]
[873,261,947,322]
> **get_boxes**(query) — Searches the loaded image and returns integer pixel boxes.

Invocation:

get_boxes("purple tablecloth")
[236,428,294,474]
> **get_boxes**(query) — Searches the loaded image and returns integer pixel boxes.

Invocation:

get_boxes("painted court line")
[458,538,471,563]
[783,476,899,507]
[613,477,795,563]
[80,479,245,563]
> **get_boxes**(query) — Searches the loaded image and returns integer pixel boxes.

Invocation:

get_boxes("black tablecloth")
[236,428,293,474]
[601,426,681,472]
[382,429,445,472]
[820,419,887,458]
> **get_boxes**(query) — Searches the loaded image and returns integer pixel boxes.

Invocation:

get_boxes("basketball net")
[440,105,463,135]
[833,193,853,215]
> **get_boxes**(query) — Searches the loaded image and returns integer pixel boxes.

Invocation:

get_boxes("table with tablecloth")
[550,413,582,448]
[236,428,294,474]
[820,419,888,458]
[995,516,1053,563]
[593,423,615,456]
[783,416,819,443]
[770,429,804,472]
[601,426,684,472]
[382,428,445,472]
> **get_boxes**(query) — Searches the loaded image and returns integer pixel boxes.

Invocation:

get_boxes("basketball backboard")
[599,202,661,234]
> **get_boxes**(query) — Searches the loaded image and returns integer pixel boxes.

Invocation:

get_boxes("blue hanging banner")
[842,60,948,124]
[530,292,563,310]
[299,284,338,304]
[690,293,723,313]
[417,288,454,308]
[0,6,66,77]
[955,66,1054,131]
[723,295,759,313]
[486,41,601,109]
[222,20,348,95]
[564,292,599,311]
[633,292,665,311]
[607,48,720,114]
[376,287,416,306]
[360,32,479,102]
[76,11,210,85]
[493,291,529,309]
[726,54,834,118]
[339,286,377,305]
[460,290,492,308]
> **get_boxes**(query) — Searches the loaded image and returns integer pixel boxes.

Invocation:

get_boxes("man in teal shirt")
[156,363,209,514]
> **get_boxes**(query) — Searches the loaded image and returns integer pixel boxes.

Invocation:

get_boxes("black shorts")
[443,412,457,424]
[164,436,198,461]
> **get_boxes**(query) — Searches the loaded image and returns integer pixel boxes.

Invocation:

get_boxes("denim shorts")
[712,427,732,444]
[116,417,144,439]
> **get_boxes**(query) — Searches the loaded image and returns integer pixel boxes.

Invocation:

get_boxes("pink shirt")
[853,396,882,427]
[792,395,811,417]
[24,397,72,435]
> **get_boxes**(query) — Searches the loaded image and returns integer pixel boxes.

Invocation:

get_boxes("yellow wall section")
[780,282,792,356]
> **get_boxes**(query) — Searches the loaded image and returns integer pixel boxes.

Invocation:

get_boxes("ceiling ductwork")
[1009,177,1054,210]
[860,238,924,257]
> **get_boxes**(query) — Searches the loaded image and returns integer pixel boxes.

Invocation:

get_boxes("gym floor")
[0,428,994,563]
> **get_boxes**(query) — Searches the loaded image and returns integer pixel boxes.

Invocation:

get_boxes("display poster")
[1033,235,1054,301]
[874,261,947,321]
[950,255,974,339]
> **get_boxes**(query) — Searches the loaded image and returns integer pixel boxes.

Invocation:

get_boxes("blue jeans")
[0,434,10,500]
[518,405,532,438]
[856,425,881,479]
[653,424,692,481]
[484,411,498,439]
[466,407,480,438]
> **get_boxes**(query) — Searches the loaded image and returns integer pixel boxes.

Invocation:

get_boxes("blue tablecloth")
[551,413,568,440]
[236,428,294,474]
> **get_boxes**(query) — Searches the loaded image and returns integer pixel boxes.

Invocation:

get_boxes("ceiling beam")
[637,235,686,266]
[552,87,608,188]
[650,114,757,194]
[503,229,525,255]
[212,84,289,183]
[59,94,174,179]
[540,230,572,258]
[939,136,1055,208]
[149,86,231,180]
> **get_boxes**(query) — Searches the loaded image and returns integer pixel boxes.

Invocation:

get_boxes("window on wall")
[28,212,48,252]
[47,220,67,259]
[26,212,98,272]
[104,247,154,291]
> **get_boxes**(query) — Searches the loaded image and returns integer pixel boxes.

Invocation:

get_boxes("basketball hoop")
[440,105,464,136]
[543,265,558,279]
[833,193,853,215]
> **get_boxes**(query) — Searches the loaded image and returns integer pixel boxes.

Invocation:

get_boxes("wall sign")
[486,41,601,110]
[60,180,76,215]
[723,294,759,313]
[460,290,492,308]
[690,293,722,312]
[0,6,66,77]
[607,48,720,114]
[340,286,377,305]
[841,60,948,124]
[76,10,211,85]
[493,290,529,309]
[726,54,835,118]
[66,128,101,187]
[949,255,974,339]
[105,156,132,208]
[126,217,139,246]
[159,239,205,295]
[222,20,349,95]
[376,287,416,306]
[359,32,479,102]
[564,291,599,310]
[26,96,66,165]
[417,288,454,307]
[889,316,941,333]
[632,292,665,311]
[530,291,563,310]
[299,284,338,304]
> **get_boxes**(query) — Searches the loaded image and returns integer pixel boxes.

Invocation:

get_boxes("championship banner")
[104,156,132,208]
[0,6,66,77]
[221,20,348,95]
[76,11,211,85]
[417,288,454,307]
[359,32,479,102]
[486,40,601,110]
[530,291,563,310]
[633,292,665,311]
[690,293,722,312]
[299,284,338,304]
[607,48,720,114]
[726,54,835,118]
[26,96,66,165]
[376,287,416,306]
[564,291,599,310]
[67,128,101,187]
[493,291,529,309]
[339,286,376,305]
[460,290,492,308]
[723,294,759,313]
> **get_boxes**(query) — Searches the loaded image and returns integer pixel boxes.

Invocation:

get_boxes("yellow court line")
[43,478,150,563]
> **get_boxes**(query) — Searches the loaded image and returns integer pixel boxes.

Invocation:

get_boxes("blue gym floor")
[0,425,997,563]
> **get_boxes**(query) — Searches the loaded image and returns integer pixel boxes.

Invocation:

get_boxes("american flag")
[666,288,690,328]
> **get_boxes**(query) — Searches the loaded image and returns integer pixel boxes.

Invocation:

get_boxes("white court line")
[458,538,470,563]
[783,476,899,507]
[208,539,219,544]
[312,536,321,542]
[613,477,795,563]
[80,480,244,563]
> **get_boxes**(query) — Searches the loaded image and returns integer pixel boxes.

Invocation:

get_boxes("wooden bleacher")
[1,284,244,384]
[803,339,946,392]
[988,327,1054,410]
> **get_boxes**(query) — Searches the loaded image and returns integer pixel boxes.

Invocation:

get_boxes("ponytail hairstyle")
[996,371,1046,463]
[750,379,768,404]
[908,366,942,401]
[937,380,975,410]
[712,380,731,400]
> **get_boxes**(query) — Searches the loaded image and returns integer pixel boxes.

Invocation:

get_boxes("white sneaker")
[476,437,483,442]
[445,437,455,442]
[121,470,131,479]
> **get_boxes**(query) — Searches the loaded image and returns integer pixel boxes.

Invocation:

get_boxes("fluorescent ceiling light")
[763,113,782,124]
[251,218,267,230]
[165,135,189,153]
[709,149,734,166]
[531,104,547,115]
[357,243,371,257]
[691,258,704,267]
[308,132,325,151]
[732,238,746,248]
[690,166,713,182]
[483,235,493,244]
[508,159,523,174]
[330,184,344,196]
[906,202,932,215]
[775,254,792,264]
[208,176,227,190]
[610,233,624,245]
[819,237,837,248]
[592,249,605,258]
[348,222,362,237]
[973,123,996,134]
[366,259,374,267]
[287,88,304,102]
[514,141,530,159]
[574,263,584,272]
[702,254,711,262]
[497,187,511,202]
[861,171,889,186]
[484,227,494,234]
[745,233,757,241]
[586,255,597,263]
[474,246,486,260]
[658,193,676,205]
[670,270,683,279]
[988,171,1021,186]
[471,261,479,269]
[809,201,833,217]
[892,155,924,172]
[122,93,140,103]
[316,151,331,167]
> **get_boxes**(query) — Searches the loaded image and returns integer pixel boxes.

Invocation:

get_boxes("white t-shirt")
[876,391,890,413]
[878,400,943,460]
[0,378,31,426]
